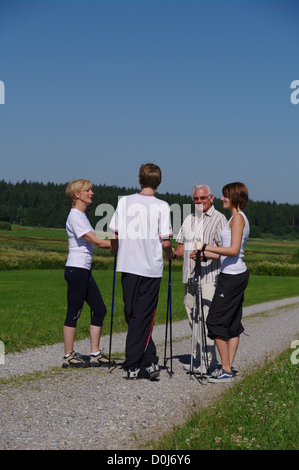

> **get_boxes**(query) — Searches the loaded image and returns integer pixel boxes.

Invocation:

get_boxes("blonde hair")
[66,179,93,206]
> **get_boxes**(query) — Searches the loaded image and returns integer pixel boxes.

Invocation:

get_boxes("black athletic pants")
[121,273,161,370]
[64,266,107,328]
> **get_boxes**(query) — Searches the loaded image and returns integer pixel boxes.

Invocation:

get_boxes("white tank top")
[220,211,249,274]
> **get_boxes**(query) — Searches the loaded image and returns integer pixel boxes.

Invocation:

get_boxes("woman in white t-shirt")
[195,182,250,383]
[62,179,112,368]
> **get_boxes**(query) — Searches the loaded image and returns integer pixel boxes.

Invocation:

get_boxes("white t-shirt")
[109,193,173,278]
[220,211,250,274]
[65,208,94,270]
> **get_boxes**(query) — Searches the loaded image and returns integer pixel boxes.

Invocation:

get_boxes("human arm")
[110,232,119,255]
[173,243,184,259]
[82,231,111,249]
[190,249,220,261]
[162,238,174,260]
[196,213,245,257]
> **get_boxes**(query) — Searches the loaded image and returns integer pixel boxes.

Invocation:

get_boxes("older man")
[175,184,227,373]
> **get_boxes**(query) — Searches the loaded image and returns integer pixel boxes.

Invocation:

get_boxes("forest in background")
[0,179,299,239]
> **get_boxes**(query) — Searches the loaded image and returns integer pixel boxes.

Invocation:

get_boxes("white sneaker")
[145,363,160,380]
[126,368,141,380]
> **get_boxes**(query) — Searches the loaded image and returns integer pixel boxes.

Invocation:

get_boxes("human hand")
[196,241,204,251]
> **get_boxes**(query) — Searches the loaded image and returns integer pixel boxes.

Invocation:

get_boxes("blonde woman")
[63,179,111,368]
[195,182,250,382]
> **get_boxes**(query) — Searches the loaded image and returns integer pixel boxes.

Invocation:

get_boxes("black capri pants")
[64,266,107,328]
[207,270,249,340]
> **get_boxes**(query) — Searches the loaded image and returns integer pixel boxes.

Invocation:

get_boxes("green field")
[1,226,298,451]
[0,226,299,353]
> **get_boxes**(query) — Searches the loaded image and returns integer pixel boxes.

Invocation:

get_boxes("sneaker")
[126,368,141,380]
[209,366,237,377]
[62,352,89,368]
[145,363,160,381]
[208,369,233,383]
[210,367,222,378]
[89,350,115,367]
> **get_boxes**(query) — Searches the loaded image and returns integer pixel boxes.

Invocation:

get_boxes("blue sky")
[0,0,298,204]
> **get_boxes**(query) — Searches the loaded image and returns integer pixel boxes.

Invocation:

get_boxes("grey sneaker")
[62,352,88,368]
[89,350,114,367]
[145,363,160,380]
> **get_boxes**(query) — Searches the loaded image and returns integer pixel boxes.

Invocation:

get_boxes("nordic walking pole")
[189,250,201,380]
[164,259,173,376]
[108,254,117,369]
[163,281,169,367]
[196,249,203,380]
[163,259,170,367]
[189,272,197,379]
[191,248,209,382]
[169,259,173,376]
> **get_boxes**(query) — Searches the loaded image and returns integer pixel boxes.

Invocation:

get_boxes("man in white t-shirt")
[109,163,173,380]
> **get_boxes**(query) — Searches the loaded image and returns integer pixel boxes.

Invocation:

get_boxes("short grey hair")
[191,184,212,198]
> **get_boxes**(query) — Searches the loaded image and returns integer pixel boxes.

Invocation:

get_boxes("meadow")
[1,225,298,451]
[0,226,299,353]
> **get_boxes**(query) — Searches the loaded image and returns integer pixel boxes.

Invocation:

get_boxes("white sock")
[91,351,100,356]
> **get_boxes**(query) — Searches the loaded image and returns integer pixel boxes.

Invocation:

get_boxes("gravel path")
[0,297,298,450]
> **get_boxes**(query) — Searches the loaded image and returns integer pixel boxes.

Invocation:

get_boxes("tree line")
[0,180,299,239]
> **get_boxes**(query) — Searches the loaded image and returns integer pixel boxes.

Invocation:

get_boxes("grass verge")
[150,347,299,450]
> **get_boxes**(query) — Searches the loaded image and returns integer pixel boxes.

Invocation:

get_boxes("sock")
[91,351,100,356]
